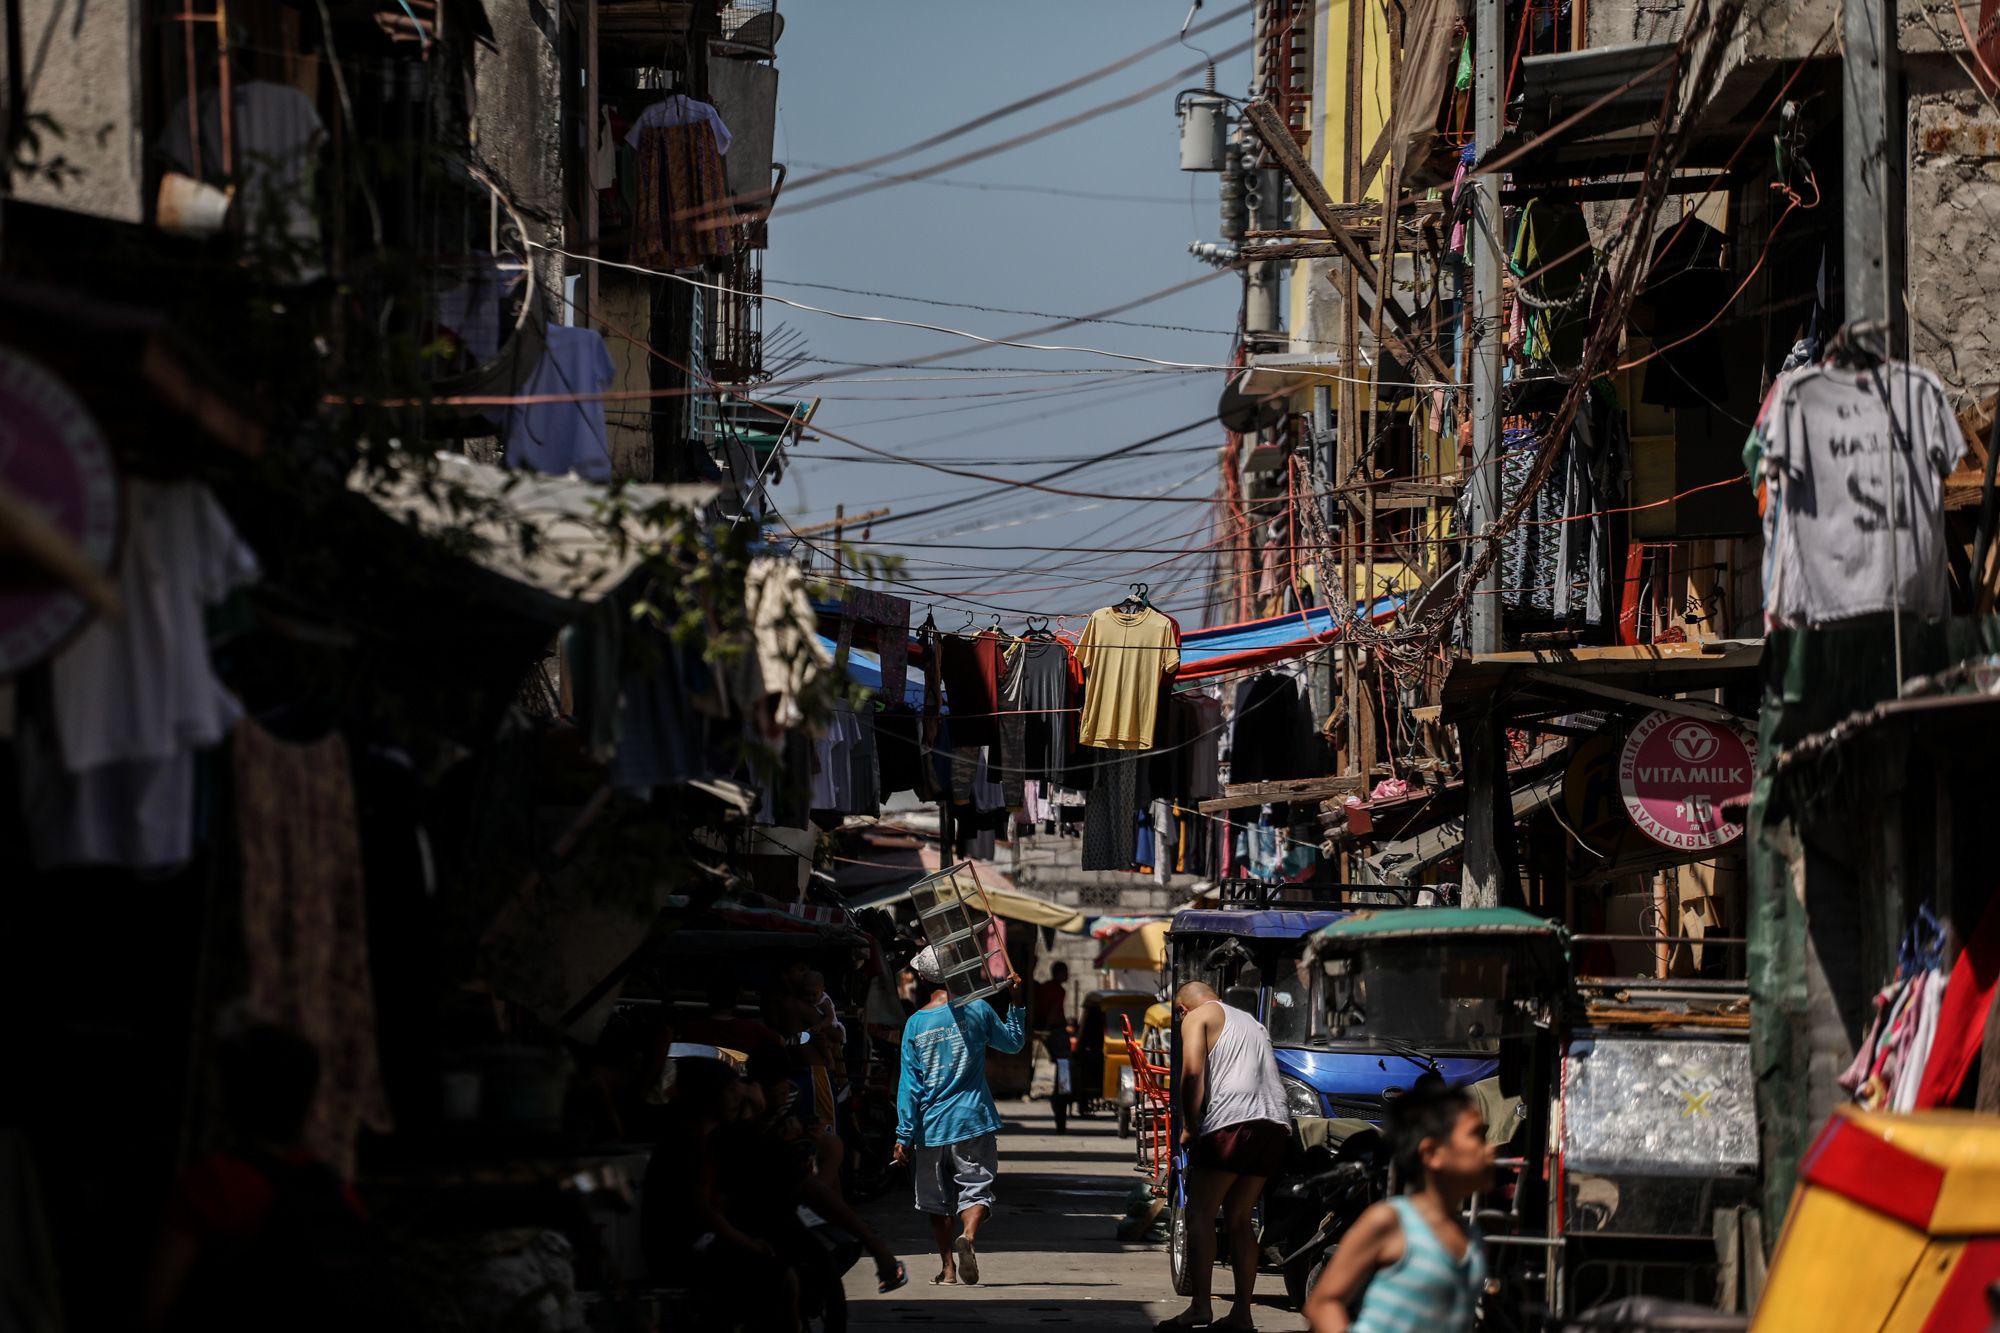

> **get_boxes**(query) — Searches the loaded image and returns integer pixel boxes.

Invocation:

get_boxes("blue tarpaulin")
[820,634,927,708]
[1177,597,1403,679]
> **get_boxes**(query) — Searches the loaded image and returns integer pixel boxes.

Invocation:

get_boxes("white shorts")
[913,1133,998,1216]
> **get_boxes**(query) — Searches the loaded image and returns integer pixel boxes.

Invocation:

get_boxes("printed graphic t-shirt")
[1756,360,1963,628]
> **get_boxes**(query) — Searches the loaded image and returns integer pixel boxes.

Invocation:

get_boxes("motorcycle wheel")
[1282,1250,1331,1312]
[1168,1202,1195,1296]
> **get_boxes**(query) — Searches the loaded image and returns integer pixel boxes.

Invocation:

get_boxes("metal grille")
[1259,0,1315,147]
[707,245,763,383]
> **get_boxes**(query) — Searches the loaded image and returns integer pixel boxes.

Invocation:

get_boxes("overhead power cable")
[772,1,1253,196]
[774,35,1260,216]
[786,161,1198,206]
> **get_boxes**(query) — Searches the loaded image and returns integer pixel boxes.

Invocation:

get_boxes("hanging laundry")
[1916,896,2000,1108]
[1081,749,1143,871]
[624,94,734,154]
[745,556,832,736]
[593,105,620,190]
[503,324,616,481]
[1634,219,1733,408]
[939,630,1006,747]
[1076,604,1180,750]
[25,480,258,870]
[1498,425,1565,620]
[630,121,732,273]
[161,82,325,281]
[1510,196,1594,370]
[1002,631,1074,785]
[837,588,911,702]
[234,718,393,1179]
[1750,358,1963,629]
[1229,672,1313,782]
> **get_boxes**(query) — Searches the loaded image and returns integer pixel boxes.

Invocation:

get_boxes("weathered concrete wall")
[472,2,563,244]
[599,270,655,480]
[1011,834,1195,989]
[8,0,144,222]
[1588,0,1691,49]
[1908,91,2000,402]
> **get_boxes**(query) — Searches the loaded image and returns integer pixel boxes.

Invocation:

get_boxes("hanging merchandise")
[1751,355,1964,629]
[628,104,733,272]
[1499,424,1565,620]
[1075,588,1181,751]
[503,324,616,481]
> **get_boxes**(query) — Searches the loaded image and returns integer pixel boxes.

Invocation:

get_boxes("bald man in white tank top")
[1159,981,1290,1331]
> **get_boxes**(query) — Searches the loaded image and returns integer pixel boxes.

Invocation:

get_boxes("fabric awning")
[1390,0,1473,190]
[818,634,927,707]
[1095,920,1169,970]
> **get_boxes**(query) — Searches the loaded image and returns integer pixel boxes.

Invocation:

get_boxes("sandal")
[877,1259,909,1294]
[929,1272,959,1286]
[1152,1314,1211,1331]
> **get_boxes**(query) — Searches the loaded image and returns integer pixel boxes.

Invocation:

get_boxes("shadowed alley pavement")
[842,1099,1303,1331]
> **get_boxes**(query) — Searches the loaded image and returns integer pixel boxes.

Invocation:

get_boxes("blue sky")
[764,1,1254,628]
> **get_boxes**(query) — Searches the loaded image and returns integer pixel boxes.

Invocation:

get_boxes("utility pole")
[1842,0,1899,343]
[1461,0,1513,908]
[1466,0,1505,655]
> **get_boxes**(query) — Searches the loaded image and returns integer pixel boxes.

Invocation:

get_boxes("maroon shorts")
[1191,1119,1289,1177]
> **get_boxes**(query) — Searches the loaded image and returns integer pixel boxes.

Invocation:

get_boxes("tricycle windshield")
[1289,942,1519,1052]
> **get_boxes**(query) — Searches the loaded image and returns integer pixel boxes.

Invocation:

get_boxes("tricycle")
[1293,912,1760,1330]
[1164,901,1524,1306]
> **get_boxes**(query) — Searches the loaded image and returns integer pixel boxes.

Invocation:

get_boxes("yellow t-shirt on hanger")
[1075,606,1180,749]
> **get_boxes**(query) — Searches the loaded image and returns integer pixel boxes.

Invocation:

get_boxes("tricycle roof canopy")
[1313,906,1563,941]
[1169,909,1351,939]
[1310,908,1570,982]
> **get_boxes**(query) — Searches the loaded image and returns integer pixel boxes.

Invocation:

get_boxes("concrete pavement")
[842,1100,1305,1331]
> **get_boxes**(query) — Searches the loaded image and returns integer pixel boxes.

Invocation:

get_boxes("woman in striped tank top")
[1304,1076,1495,1333]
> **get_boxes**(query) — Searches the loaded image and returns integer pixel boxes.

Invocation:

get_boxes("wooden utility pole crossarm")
[1241,101,1454,387]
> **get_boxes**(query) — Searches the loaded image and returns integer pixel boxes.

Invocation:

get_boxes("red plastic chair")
[1121,1014,1171,1185]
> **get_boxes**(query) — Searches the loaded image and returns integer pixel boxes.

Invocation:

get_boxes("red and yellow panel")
[1756,1108,2000,1331]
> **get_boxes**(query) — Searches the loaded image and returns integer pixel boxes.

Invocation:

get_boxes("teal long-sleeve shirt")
[895,999,1027,1148]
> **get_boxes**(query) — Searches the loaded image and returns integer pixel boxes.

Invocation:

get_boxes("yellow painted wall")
[1287,0,1395,369]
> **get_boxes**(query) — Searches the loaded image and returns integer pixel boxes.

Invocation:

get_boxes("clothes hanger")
[1825,319,1888,370]
[1116,582,1151,613]
[917,604,938,634]
[955,610,977,635]
[1023,614,1053,639]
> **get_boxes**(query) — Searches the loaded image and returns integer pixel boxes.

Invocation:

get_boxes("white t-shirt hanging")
[623,94,732,154]
[50,479,259,770]
[1757,359,1964,628]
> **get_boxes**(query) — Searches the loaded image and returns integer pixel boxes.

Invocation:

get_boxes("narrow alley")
[843,1101,1299,1332]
